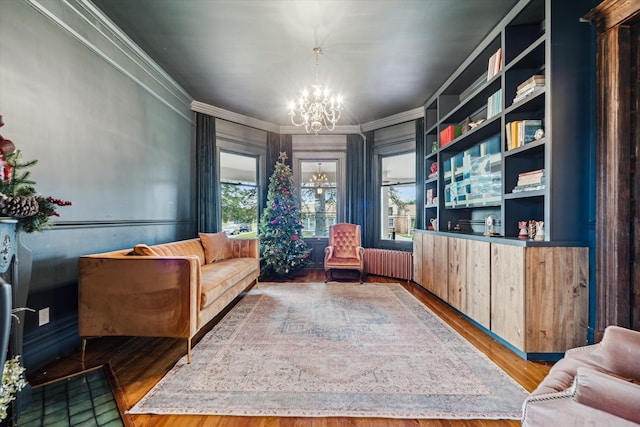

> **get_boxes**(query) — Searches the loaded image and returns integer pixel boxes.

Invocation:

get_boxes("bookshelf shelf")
[420,0,591,243]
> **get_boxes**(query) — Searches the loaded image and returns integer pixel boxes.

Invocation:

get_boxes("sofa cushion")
[199,232,232,263]
[133,244,158,256]
[151,239,206,265]
[200,258,258,308]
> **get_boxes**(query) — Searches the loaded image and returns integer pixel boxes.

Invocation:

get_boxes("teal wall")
[0,0,195,371]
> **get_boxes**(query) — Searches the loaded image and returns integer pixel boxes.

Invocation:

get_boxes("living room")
[1,0,639,425]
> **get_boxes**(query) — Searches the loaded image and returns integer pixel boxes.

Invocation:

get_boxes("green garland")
[0,151,71,233]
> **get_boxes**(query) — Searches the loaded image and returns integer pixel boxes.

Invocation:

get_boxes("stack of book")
[486,89,502,119]
[440,125,462,147]
[505,119,542,150]
[487,48,502,80]
[513,169,545,193]
[513,74,545,103]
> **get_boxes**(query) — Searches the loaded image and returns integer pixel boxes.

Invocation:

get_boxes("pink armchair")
[522,325,640,426]
[324,223,364,283]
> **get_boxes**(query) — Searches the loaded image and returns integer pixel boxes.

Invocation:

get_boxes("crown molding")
[278,125,362,135]
[25,0,193,121]
[193,98,421,136]
[191,101,280,133]
[360,107,425,132]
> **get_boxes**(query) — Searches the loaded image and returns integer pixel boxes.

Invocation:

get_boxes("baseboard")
[23,313,80,373]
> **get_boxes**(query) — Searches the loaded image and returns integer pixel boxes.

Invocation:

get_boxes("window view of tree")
[300,161,337,237]
[381,152,416,241]
[220,151,258,238]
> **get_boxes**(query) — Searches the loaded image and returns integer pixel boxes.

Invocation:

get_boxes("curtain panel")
[363,131,375,247]
[346,134,365,228]
[196,113,219,233]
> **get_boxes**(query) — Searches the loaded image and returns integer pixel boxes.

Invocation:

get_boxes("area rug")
[129,282,528,419]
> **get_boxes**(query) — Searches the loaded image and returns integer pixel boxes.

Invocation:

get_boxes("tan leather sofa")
[78,233,259,363]
[522,325,640,426]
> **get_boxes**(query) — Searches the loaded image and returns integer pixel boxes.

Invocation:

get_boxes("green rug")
[129,282,528,419]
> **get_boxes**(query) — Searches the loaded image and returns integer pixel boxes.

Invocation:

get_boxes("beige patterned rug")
[129,282,528,419]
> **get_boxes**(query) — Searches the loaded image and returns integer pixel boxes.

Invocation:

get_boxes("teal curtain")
[196,113,219,233]
[264,133,292,208]
[363,131,375,247]
[346,134,365,228]
[415,118,425,230]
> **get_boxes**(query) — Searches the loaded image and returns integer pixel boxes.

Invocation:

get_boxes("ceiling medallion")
[288,47,343,135]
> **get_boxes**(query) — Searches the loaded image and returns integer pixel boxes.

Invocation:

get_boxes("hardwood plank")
[26,270,551,426]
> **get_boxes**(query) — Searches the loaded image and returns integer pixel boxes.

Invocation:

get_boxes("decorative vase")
[518,221,528,239]
[534,221,545,241]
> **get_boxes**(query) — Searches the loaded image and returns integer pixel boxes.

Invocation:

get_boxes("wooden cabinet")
[413,231,423,286]
[421,233,448,301]
[412,230,588,357]
[448,238,491,329]
[491,244,589,353]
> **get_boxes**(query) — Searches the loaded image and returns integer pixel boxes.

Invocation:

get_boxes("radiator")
[363,248,413,281]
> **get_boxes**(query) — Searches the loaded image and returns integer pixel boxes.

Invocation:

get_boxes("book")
[513,86,544,103]
[487,89,502,118]
[517,74,545,92]
[487,48,502,80]
[512,183,545,193]
[505,120,543,149]
[518,168,545,177]
[439,125,462,147]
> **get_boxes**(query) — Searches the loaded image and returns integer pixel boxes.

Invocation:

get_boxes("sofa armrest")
[573,367,640,424]
[78,254,201,339]
[229,238,259,259]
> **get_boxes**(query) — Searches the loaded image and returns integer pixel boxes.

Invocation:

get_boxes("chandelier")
[310,162,328,194]
[288,47,343,135]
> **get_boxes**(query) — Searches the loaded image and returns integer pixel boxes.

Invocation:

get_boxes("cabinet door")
[524,247,589,352]
[449,238,490,328]
[448,237,466,311]
[491,244,526,351]
[466,239,491,329]
[413,232,423,286]
[431,234,449,301]
[421,233,448,301]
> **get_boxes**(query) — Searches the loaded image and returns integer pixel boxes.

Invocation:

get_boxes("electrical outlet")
[38,307,49,326]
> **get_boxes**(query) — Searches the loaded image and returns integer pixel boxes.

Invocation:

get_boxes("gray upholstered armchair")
[522,325,640,426]
[324,223,364,283]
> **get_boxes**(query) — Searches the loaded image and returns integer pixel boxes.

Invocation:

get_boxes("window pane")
[220,151,257,185]
[300,161,337,237]
[381,152,416,241]
[220,152,258,238]
[381,152,415,184]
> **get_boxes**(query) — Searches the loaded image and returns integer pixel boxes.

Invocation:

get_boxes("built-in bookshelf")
[421,0,591,242]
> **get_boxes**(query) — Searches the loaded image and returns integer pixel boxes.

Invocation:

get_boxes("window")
[300,161,338,238]
[220,151,258,238]
[380,152,416,241]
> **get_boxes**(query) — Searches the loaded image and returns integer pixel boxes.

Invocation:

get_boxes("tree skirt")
[129,282,528,419]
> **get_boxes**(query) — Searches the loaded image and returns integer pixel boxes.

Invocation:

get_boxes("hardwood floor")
[27,270,552,426]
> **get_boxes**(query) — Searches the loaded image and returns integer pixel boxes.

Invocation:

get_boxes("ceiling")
[91,0,520,127]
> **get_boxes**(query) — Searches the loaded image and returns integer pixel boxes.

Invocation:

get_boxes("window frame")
[218,150,260,236]
[293,151,346,238]
[373,136,416,251]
